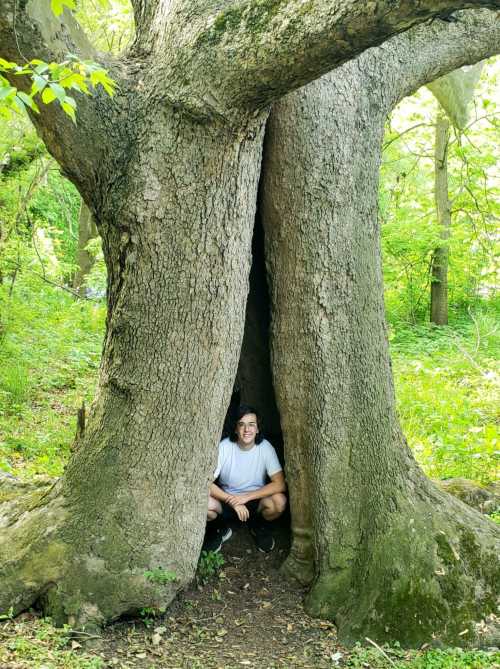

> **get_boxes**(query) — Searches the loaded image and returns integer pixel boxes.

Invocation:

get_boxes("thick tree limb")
[160,0,500,116]
[376,9,500,108]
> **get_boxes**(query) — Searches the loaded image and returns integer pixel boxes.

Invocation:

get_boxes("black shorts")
[221,499,261,524]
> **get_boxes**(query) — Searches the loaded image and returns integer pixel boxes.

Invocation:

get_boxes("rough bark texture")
[260,12,500,647]
[73,202,98,295]
[1,0,500,641]
[0,108,268,626]
[431,112,452,326]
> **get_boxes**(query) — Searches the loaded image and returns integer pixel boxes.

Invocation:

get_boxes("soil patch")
[102,523,339,668]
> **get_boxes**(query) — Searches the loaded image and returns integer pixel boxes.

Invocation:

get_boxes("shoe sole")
[213,527,233,553]
[221,527,233,543]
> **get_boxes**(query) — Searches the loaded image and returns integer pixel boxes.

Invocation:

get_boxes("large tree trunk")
[260,27,500,648]
[0,111,267,627]
[1,1,500,643]
[430,112,452,325]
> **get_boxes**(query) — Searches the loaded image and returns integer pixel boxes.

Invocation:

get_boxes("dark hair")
[229,404,264,444]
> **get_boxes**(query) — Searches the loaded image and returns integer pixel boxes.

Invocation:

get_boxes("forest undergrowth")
[1,274,497,488]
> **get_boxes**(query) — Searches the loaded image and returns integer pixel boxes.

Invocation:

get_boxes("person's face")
[235,413,258,446]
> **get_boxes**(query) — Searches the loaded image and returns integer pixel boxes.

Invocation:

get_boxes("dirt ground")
[97,523,340,669]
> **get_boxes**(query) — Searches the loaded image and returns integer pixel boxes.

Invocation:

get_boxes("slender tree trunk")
[431,112,452,325]
[73,202,98,296]
[260,50,499,648]
[0,111,268,627]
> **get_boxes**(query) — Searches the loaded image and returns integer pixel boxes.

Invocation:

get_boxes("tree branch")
[374,9,500,110]
[163,0,500,116]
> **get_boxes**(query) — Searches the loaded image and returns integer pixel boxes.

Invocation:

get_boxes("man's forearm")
[245,478,286,502]
[209,482,231,503]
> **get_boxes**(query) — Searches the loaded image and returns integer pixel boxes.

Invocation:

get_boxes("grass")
[389,309,499,485]
[0,274,105,478]
[345,644,500,668]
[0,615,105,668]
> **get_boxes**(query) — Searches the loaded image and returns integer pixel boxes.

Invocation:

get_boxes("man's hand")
[233,504,249,522]
[226,492,254,507]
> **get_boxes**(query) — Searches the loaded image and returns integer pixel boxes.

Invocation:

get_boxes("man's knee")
[260,493,287,519]
[207,495,222,521]
[272,493,287,514]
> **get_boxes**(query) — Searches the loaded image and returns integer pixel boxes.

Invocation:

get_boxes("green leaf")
[41,87,57,104]
[16,91,40,112]
[48,82,66,102]
[61,100,76,123]
[34,62,50,75]
[90,69,116,96]
[62,95,76,109]
[50,0,76,16]
[31,73,48,95]
[0,59,17,71]
[0,83,16,100]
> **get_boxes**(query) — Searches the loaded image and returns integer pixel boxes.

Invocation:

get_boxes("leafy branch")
[0,54,115,122]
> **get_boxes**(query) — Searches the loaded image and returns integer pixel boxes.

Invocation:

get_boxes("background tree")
[380,61,499,323]
[429,65,485,325]
[0,0,499,647]
[72,202,98,295]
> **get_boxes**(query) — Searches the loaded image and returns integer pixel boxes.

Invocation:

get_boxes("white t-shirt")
[214,437,282,495]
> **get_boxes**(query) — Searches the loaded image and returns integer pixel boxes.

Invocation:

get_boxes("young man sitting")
[204,404,287,553]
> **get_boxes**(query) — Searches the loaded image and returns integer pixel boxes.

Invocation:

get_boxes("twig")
[67,629,103,639]
[4,260,98,300]
[450,332,489,378]
[383,122,433,151]
[365,637,397,667]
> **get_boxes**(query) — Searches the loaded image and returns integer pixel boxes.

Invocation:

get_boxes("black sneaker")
[250,523,275,553]
[202,525,232,553]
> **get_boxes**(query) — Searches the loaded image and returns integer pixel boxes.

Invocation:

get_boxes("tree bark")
[0,0,500,640]
[73,202,98,296]
[260,12,500,647]
[431,112,452,325]
[0,109,268,627]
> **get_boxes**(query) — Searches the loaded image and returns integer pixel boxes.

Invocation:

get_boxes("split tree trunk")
[260,35,499,648]
[1,4,500,643]
[431,112,452,325]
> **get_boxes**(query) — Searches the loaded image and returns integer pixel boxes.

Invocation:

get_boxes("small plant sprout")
[197,550,225,585]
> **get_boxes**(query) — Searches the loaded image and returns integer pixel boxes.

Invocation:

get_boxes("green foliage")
[139,605,166,627]
[380,58,500,323]
[0,55,115,122]
[0,616,105,668]
[0,0,119,121]
[390,310,499,484]
[50,0,76,16]
[76,0,134,54]
[0,275,105,478]
[144,567,177,585]
[345,644,500,668]
[197,550,225,584]
[489,510,500,524]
